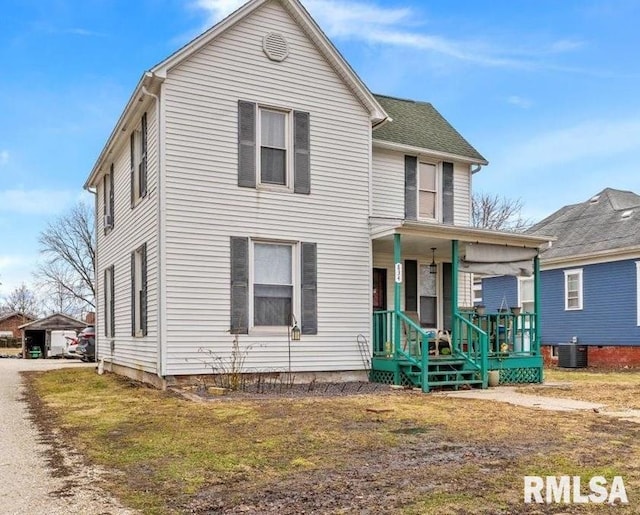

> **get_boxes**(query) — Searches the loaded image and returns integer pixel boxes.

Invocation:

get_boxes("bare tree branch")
[2,283,40,317]
[472,192,532,232]
[37,202,95,311]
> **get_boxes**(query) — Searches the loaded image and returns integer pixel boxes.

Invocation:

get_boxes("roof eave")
[541,245,640,267]
[372,139,488,166]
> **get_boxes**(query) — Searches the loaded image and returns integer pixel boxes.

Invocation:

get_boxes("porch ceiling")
[370,218,554,259]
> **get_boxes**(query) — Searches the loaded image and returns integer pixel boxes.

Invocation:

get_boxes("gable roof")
[528,188,640,261]
[84,0,387,189]
[372,94,487,164]
[0,312,36,324]
[19,312,88,331]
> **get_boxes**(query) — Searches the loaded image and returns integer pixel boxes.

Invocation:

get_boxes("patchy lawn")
[26,368,640,514]
[518,368,640,410]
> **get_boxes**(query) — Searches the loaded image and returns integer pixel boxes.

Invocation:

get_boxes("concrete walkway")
[0,358,135,515]
[439,385,603,412]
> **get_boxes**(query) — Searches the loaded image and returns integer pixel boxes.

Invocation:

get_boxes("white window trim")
[133,246,145,337]
[132,126,143,203]
[564,268,583,311]
[417,160,440,222]
[256,105,293,192]
[248,238,299,334]
[105,266,114,338]
[636,261,640,326]
[517,276,534,309]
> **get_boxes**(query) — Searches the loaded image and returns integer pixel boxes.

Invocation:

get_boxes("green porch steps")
[371,355,483,390]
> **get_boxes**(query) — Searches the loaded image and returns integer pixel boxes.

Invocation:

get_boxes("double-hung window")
[259,108,288,186]
[130,112,148,205]
[418,162,437,220]
[237,101,310,193]
[131,243,147,336]
[253,242,294,327]
[564,269,583,310]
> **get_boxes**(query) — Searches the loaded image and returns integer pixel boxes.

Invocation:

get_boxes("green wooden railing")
[372,310,434,390]
[453,314,488,388]
[457,311,539,356]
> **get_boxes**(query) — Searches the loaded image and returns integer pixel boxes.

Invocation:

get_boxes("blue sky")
[1,0,640,298]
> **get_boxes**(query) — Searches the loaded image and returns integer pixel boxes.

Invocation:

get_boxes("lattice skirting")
[498,367,542,384]
[400,371,415,387]
[370,370,395,384]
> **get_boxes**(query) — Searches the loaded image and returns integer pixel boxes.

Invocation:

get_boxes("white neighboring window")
[253,242,295,327]
[564,269,583,310]
[418,162,437,220]
[518,277,534,313]
[259,108,289,186]
[473,277,483,304]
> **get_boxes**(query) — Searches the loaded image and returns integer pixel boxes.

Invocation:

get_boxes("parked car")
[76,326,95,362]
[63,334,79,358]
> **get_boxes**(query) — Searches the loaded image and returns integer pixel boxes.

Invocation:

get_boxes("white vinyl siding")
[94,104,159,373]
[564,269,583,311]
[162,1,372,374]
[453,162,471,225]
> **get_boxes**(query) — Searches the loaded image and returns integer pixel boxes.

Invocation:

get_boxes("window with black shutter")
[104,265,115,338]
[131,243,147,337]
[130,112,148,206]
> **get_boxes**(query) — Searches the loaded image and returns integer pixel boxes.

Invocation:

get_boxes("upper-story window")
[238,101,310,194]
[419,162,437,219]
[259,108,288,186]
[103,163,114,230]
[564,269,583,311]
[130,112,148,206]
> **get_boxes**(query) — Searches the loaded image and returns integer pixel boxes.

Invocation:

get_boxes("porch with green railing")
[371,310,488,391]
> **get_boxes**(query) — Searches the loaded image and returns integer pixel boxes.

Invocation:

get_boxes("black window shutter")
[404,155,417,220]
[103,268,108,337]
[141,243,147,336]
[110,265,115,338]
[140,113,148,198]
[109,163,115,227]
[102,174,107,232]
[230,237,249,334]
[130,251,135,336]
[301,242,317,335]
[130,132,135,207]
[404,259,418,312]
[442,161,454,224]
[237,101,256,188]
[293,111,310,194]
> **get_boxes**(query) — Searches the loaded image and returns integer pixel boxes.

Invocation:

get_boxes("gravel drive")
[0,358,136,515]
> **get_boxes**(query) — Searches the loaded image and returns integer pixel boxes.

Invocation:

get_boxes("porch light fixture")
[429,248,437,274]
[291,318,301,341]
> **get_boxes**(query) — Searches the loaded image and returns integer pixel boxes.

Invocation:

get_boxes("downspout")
[141,82,166,380]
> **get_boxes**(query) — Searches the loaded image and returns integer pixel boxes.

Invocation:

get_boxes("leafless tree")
[472,192,532,232]
[2,283,41,317]
[38,202,95,311]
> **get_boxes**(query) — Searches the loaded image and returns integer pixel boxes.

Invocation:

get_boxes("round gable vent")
[263,32,289,62]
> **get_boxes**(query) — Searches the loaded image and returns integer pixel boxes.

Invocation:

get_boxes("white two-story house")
[85,0,550,390]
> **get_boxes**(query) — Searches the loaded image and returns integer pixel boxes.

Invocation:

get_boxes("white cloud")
[0,150,8,166]
[507,95,532,109]
[0,189,78,215]
[190,0,583,70]
[500,117,640,173]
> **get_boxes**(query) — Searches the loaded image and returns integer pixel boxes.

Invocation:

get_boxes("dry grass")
[28,368,640,514]
[518,368,640,409]
[1,347,22,356]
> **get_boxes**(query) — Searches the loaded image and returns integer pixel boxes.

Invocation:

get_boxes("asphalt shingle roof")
[373,94,487,163]
[528,188,640,260]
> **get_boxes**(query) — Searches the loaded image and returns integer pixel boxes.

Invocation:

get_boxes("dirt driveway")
[0,358,135,515]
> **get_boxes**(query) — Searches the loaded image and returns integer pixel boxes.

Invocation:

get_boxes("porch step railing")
[457,311,538,356]
[452,314,488,389]
[372,310,432,364]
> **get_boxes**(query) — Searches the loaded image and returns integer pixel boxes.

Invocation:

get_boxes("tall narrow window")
[419,264,437,327]
[130,112,148,205]
[131,243,147,336]
[260,108,288,186]
[564,269,583,311]
[253,242,293,326]
[418,162,437,219]
[104,266,115,337]
[519,277,534,313]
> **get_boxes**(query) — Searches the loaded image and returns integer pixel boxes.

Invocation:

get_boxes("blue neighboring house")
[482,188,640,366]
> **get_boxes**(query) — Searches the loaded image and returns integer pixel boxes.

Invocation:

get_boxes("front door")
[372,268,387,311]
